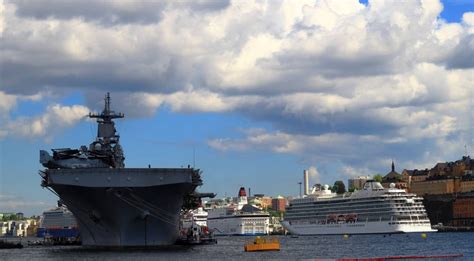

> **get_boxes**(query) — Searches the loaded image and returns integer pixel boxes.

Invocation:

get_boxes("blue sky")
[1,0,473,215]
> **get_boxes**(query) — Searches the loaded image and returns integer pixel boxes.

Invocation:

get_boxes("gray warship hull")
[42,168,195,247]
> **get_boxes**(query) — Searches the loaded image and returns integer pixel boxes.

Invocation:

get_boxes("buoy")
[343,234,349,239]
[421,233,427,239]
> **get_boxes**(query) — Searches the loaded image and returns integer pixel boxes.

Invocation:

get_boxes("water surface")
[1,232,472,260]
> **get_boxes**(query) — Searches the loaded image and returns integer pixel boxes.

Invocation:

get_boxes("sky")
[0,0,473,216]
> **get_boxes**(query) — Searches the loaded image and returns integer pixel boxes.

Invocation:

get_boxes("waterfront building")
[248,195,273,209]
[16,213,24,220]
[460,175,474,193]
[435,156,474,177]
[348,176,371,190]
[271,196,286,212]
[0,220,35,237]
[430,162,450,177]
[26,219,39,237]
[402,169,429,188]
[259,196,273,209]
[411,176,474,195]
[403,156,474,229]
[15,221,28,237]
[0,222,7,235]
[382,161,406,189]
[452,194,474,226]
[410,178,458,195]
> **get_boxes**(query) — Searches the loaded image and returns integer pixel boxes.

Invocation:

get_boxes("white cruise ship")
[282,180,436,235]
[207,187,270,236]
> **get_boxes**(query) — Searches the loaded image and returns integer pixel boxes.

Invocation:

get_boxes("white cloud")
[0,103,89,141]
[0,91,17,117]
[208,125,471,175]
[0,91,44,120]
[1,0,473,172]
[340,166,360,177]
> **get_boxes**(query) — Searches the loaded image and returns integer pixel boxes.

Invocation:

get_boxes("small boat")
[0,240,23,249]
[244,236,280,252]
[176,225,217,246]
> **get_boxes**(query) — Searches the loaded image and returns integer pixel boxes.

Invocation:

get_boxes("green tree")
[373,174,383,182]
[1,214,18,221]
[268,209,282,218]
[332,180,346,194]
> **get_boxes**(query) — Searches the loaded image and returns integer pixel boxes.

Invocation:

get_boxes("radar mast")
[88,93,125,168]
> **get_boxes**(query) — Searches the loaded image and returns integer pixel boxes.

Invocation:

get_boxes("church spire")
[391,160,395,172]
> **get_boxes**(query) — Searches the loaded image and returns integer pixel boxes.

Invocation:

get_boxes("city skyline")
[1,0,473,215]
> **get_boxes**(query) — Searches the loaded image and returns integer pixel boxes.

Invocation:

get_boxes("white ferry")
[207,188,270,236]
[37,205,79,238]
[281,180,436,235]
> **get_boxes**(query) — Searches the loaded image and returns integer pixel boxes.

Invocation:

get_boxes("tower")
[304,170,309,196]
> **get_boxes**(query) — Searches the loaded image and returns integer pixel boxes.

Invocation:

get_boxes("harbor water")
[1,232,473,260]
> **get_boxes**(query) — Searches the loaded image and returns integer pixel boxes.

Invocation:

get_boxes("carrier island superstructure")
[39,93,212,247]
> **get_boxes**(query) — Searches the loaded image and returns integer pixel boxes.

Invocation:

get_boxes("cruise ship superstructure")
[282,180,436,235]
[207,188,270,236]
[39,93,208,247]
[37,205,79,238]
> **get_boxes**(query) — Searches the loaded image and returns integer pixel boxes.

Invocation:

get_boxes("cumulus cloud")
[0,101,89,141]
[0,91,44,124]
[1,0,473,173]
[10,0,230,25]
[208,125,470,175]
[0,91,17,117]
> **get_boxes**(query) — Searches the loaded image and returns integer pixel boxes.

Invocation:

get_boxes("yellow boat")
[244,236,280,252]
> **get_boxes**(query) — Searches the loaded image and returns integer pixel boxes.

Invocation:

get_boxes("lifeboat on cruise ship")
[345,214,358,223]
[327,214,337,223]
[337,215,346,223]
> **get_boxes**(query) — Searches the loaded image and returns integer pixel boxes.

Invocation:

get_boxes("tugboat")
[176,223,217,245]
[39,93,213,247]
[178,206,216,245]
[244,236,280,252]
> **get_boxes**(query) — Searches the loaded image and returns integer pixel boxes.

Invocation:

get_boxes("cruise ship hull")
[281,221,436,235]
[44,168,195,247]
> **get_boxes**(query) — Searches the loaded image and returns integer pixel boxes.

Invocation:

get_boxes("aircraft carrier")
[39,93,211,247]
